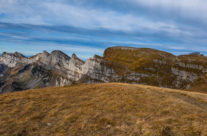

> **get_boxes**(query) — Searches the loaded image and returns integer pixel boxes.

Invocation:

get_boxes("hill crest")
[1,83,207,136]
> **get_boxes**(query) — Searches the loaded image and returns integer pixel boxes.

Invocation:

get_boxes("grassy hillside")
[104,46,175,72]
[103,47,178,88]
[103,46,207,92]
[0,83,207,136]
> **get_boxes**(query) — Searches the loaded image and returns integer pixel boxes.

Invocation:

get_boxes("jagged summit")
[71,53,84,63]
[42,50,50,55]
[2,51,26,58]
[72,53,77,58]
[0,51,28,67]
[51,50,70,59]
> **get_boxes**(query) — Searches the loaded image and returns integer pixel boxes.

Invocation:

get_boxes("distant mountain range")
[1,46,207,93]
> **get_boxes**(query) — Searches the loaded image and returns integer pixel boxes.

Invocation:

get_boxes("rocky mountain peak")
[42,50,50,56]
[0,51,28,67]
[51,50,70,60]
[14,52,26,57]
[93,55,102,59]
[72,53,77,58]
[2,51,26,58]
[71,53,84,63]
[31,51,49,59]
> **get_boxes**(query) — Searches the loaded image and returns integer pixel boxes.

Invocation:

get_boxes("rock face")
[1,46,207,93]
[0,52,28,67]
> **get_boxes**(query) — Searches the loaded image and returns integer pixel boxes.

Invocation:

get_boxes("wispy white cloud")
[132,0,207,12]
[0,0,207,56]
[0,0,193,35]
[130,0,207,23]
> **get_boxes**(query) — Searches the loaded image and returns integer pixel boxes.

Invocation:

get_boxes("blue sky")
[0,0,207,59]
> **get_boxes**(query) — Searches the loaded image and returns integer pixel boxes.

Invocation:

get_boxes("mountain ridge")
[1,46,207,93]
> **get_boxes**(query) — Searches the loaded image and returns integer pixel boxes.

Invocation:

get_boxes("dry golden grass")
[0,83,207,136]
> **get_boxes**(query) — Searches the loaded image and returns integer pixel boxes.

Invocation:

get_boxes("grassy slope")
[104,47,175,72]
[0,83,207,136]
[103,46,207,92]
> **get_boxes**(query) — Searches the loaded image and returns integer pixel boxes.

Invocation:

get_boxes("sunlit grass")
[0,83,207,136]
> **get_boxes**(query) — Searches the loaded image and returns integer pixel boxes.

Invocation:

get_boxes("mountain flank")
[0,83,207,136]
[1,46,207,93]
